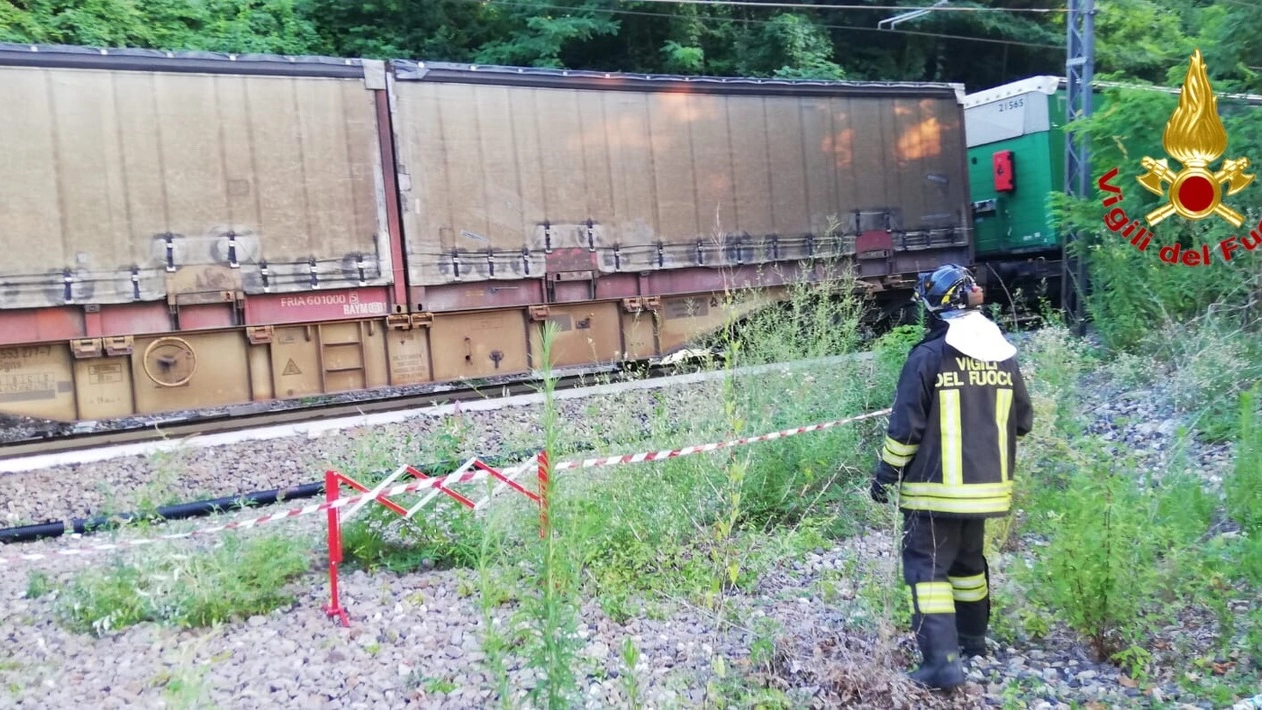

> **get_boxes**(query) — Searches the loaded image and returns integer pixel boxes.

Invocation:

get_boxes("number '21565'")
[997,98,1025,112]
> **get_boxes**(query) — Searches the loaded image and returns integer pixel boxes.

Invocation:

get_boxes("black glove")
[870,460,901,504]
[869,478,892,504]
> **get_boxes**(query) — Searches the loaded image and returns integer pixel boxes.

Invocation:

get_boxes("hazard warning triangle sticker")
[282,358,302,376]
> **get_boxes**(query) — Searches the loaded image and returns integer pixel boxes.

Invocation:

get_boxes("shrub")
[1023,440,1162,659]
[340,498,482,573]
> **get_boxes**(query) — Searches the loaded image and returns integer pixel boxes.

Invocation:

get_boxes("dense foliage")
[1048,2,1262,352]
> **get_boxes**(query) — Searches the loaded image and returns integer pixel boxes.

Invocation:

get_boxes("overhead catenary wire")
[623,0,1069,12]
[476,0,1066,49]
[473,1,1262,101]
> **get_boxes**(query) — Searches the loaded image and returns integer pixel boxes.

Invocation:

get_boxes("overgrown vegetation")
[1054,179,1262,677]
[29,258,1262,704]
[52,533,311,636]
[992,315,1262,699]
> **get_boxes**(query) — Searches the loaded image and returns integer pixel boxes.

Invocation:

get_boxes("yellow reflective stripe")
[953,586,989,602]
[913,582,956,614]
[900,481,1013,498]
[899,495,1012,515]
[918,598,956,614]
[914,582,953,597]
[940,389,962,487]
[948,573,986,590]
[881,448,913,467]
[996,388,1013,482]
[884,436,919,457]
[949,573,988,602]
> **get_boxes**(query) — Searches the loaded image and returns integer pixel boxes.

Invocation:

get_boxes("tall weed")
[473,476,517,709]
[1227,385,1262,534]
[522,322,582,709]
[1015,322,1096,437]
[1024,441,1162,659]
[716,271,880,538]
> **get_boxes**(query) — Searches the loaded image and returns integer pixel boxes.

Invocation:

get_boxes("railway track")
[0,305,1050,466]
[0,360,701,464]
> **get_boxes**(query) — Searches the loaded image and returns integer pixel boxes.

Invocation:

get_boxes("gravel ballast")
[1,356,1260,708]
[1,513,1249,709]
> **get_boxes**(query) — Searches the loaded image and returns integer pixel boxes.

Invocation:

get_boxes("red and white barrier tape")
[0,408,889,566]
[554,408,891,471]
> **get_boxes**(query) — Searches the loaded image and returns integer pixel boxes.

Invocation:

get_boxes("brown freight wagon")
[0,45,972,423]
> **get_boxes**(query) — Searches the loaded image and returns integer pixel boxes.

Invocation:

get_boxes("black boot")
[959,633,988,659]
[908,653,965,690]
[908,613,965,690]
[955,562,991,660]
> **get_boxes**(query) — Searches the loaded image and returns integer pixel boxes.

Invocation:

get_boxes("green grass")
[54,533,311,636]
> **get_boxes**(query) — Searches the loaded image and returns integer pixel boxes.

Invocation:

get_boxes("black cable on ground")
[0,482,327,545]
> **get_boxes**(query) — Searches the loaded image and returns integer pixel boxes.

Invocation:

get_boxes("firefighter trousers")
[901,512,990,657]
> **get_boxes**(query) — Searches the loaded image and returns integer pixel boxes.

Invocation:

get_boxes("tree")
[305,0,492,61]
[733,13,845,80]
[0,0,324,55]
[472,1,621,69]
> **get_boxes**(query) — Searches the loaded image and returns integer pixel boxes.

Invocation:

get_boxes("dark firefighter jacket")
[877,319,1034,518]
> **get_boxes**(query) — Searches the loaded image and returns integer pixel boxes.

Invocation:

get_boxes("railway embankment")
[0,310,1259,708]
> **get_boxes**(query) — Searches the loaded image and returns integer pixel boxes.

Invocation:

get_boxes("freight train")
[0,43,974,423]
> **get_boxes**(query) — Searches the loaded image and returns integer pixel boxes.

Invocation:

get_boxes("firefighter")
[869,264,1034,690]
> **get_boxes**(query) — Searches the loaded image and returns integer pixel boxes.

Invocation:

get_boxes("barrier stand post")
[321,470,350,627]
[537,451,550,539]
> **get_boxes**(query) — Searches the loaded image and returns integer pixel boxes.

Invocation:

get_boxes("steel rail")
[0,362,694,463]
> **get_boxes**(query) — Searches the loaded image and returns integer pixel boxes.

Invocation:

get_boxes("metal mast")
[1062,0,1095,336]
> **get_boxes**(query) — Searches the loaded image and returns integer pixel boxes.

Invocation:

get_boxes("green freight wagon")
[964,77,1067,279]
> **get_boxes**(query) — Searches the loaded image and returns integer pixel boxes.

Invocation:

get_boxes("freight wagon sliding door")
[387,62,972,310]
[0,55,395,314]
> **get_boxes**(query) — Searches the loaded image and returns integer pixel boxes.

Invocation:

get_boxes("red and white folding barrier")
[0,461,538,567]
[320,455,548,626]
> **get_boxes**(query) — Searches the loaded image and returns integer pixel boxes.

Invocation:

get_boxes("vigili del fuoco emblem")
[1136,49,1254,228]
